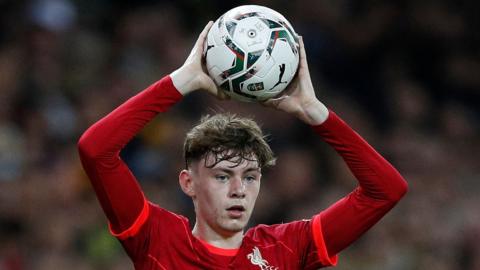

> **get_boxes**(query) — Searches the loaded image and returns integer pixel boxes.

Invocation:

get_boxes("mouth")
[226,205,246,218]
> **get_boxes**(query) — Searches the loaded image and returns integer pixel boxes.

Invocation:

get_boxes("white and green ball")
[204,5,299,102]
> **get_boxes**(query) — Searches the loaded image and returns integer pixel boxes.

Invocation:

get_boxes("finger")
[203,77,229,100]
[185,21,214,63]
[298,36,307,63]
[212,88,230,100]
[195,21,214,50]
[217,89,230,100]
[297,36,311,76]
[263,95,286,108]
[283,75,299,95]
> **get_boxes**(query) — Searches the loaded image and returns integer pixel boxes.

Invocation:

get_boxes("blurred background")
[1,0,479,269]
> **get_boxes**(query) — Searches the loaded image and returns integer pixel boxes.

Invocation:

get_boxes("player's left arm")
[264,37,408,257]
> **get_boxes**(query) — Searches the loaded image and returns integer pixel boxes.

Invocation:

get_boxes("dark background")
[1,0,479,269]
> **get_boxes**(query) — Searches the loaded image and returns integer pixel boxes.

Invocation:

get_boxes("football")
[204,5,299,102]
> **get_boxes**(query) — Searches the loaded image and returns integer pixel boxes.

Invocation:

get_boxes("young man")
[78,22,408,269]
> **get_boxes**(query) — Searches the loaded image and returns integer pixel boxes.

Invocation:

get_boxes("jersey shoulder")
[119,202,192,259]
[148,202,190,226]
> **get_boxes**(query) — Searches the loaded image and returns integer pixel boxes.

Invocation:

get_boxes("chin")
[222,221,247,233]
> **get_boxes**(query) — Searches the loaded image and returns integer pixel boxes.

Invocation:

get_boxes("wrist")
[170,67,194,95]
[299,99,329,126]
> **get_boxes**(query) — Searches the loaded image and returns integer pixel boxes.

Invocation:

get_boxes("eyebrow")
[212,167,261,174]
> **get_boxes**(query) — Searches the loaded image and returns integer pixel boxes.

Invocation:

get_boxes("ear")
[179,169,196,198]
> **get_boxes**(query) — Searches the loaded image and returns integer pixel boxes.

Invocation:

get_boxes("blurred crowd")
[1,0,479,269]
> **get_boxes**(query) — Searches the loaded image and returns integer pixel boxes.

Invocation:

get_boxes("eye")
[215,175,229,182]
[244,175,258,183]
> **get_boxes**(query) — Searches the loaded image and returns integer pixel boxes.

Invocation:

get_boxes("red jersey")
[115,202,335,269]
[78,76,407,269]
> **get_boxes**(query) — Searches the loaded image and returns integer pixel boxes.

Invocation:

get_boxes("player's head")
[179,113,275,235]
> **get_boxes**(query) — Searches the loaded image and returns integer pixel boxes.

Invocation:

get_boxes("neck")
[192,221,244,249]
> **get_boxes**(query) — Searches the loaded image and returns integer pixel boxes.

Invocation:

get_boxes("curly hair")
[183,113,276,169]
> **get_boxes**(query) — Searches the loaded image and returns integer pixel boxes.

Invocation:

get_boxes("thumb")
[202,76,229,100]
[204,77,218,94]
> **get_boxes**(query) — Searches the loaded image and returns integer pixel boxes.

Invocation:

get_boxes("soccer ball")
[204,5,299,102]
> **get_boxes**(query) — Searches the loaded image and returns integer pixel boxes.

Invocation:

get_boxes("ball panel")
[246,50,263,69]
[239,75,270,101]
[230,17,271,53]
[253,52,276,78]
[207,66,225,86]
[206,44,237,84]
[270,39,298,78]
[209,18,225,46]
[259,62,289,96]
[222,36,246,77]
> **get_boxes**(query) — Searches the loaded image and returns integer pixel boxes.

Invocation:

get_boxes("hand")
[263,37,329,125]
[170,21,228,99]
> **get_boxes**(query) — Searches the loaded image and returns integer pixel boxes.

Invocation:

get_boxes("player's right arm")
[77,21,220,236]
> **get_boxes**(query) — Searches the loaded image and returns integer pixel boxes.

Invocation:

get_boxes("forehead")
[202,151,260,170]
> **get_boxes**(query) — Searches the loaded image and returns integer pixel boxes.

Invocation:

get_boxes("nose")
[228,177,246,198]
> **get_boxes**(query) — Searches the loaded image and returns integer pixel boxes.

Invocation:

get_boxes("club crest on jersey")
[247,247,279,270]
